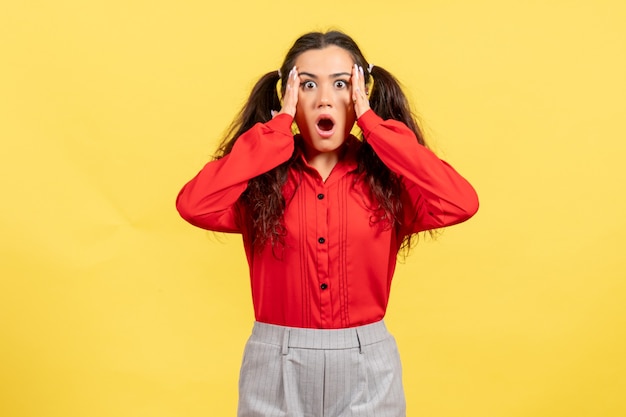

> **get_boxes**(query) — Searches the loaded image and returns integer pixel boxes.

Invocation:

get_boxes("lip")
[315,114,336,139]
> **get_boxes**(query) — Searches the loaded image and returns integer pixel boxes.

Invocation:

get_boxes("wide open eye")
[334,80,348,89]
[301,80,317,90]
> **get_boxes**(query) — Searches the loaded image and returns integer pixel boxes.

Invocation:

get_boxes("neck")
[306,151,340,182]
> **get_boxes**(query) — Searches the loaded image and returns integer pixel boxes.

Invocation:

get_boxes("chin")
[299,133,342,155]
[298,117,351,155]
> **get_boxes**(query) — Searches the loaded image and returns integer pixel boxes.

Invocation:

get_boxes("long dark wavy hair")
[214,30,428,253]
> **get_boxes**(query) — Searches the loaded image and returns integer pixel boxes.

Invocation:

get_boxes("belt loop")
[355,329,363,354]
[281,329,291,356]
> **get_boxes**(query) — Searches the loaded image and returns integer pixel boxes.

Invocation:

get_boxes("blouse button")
[317,193,325,200]
[320,283,328,290]
[318,237,326,244]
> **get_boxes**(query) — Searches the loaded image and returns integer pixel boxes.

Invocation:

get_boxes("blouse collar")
[293,135,361,184]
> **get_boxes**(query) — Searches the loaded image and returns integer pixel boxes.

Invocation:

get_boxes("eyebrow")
[299,71,352,79]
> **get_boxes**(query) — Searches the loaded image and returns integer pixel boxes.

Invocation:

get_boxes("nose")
[317,85,332,108]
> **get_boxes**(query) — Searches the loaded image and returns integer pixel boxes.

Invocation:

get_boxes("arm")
[357,110,479,233]
[176,113,295,232]
[177,67,301,232]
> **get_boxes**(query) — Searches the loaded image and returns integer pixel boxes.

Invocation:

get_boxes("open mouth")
[318,118,334,131]
[315,115,335,138]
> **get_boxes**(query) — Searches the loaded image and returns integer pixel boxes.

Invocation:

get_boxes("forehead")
[295,45,354,74]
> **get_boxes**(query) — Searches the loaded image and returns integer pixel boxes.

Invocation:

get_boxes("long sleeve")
[357,110,479,234]
[176,113,295,232]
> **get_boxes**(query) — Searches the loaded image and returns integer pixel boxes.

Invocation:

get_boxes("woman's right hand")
[277,66,299,118]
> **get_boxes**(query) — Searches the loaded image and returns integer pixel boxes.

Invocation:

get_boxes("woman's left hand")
[351,64,370,119]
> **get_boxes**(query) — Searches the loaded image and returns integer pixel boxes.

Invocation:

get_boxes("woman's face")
[293,45,356,159]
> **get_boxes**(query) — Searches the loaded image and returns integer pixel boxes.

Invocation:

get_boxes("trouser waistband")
[250,320,391,355]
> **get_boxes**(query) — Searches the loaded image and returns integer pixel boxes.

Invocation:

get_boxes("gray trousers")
[237,320,406,417]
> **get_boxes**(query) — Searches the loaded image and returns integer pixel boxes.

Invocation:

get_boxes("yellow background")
[1,0,625,416]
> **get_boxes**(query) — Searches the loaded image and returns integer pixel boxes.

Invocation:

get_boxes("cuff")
[266,113,294,135]
[356,109,384,139]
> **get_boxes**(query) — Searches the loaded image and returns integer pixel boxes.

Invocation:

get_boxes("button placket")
[314,184,331,325]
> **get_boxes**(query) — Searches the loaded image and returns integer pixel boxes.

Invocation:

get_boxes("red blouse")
[176,110,478,329]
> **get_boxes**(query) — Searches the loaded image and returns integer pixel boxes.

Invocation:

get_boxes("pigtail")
[212,70,297,250]
[368,65,426,146]
[215,71,282,158]
[356,65,434,251]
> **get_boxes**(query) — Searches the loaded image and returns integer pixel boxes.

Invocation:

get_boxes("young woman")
[177,30,478,417]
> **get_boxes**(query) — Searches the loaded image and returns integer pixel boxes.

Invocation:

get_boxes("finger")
[353,65,367,101]
[359,66,368,97]
[291,66,300,97]
[281,66,299,117]
[352,64,370,118]
[359,65,365,90]
[351,63,359,103]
